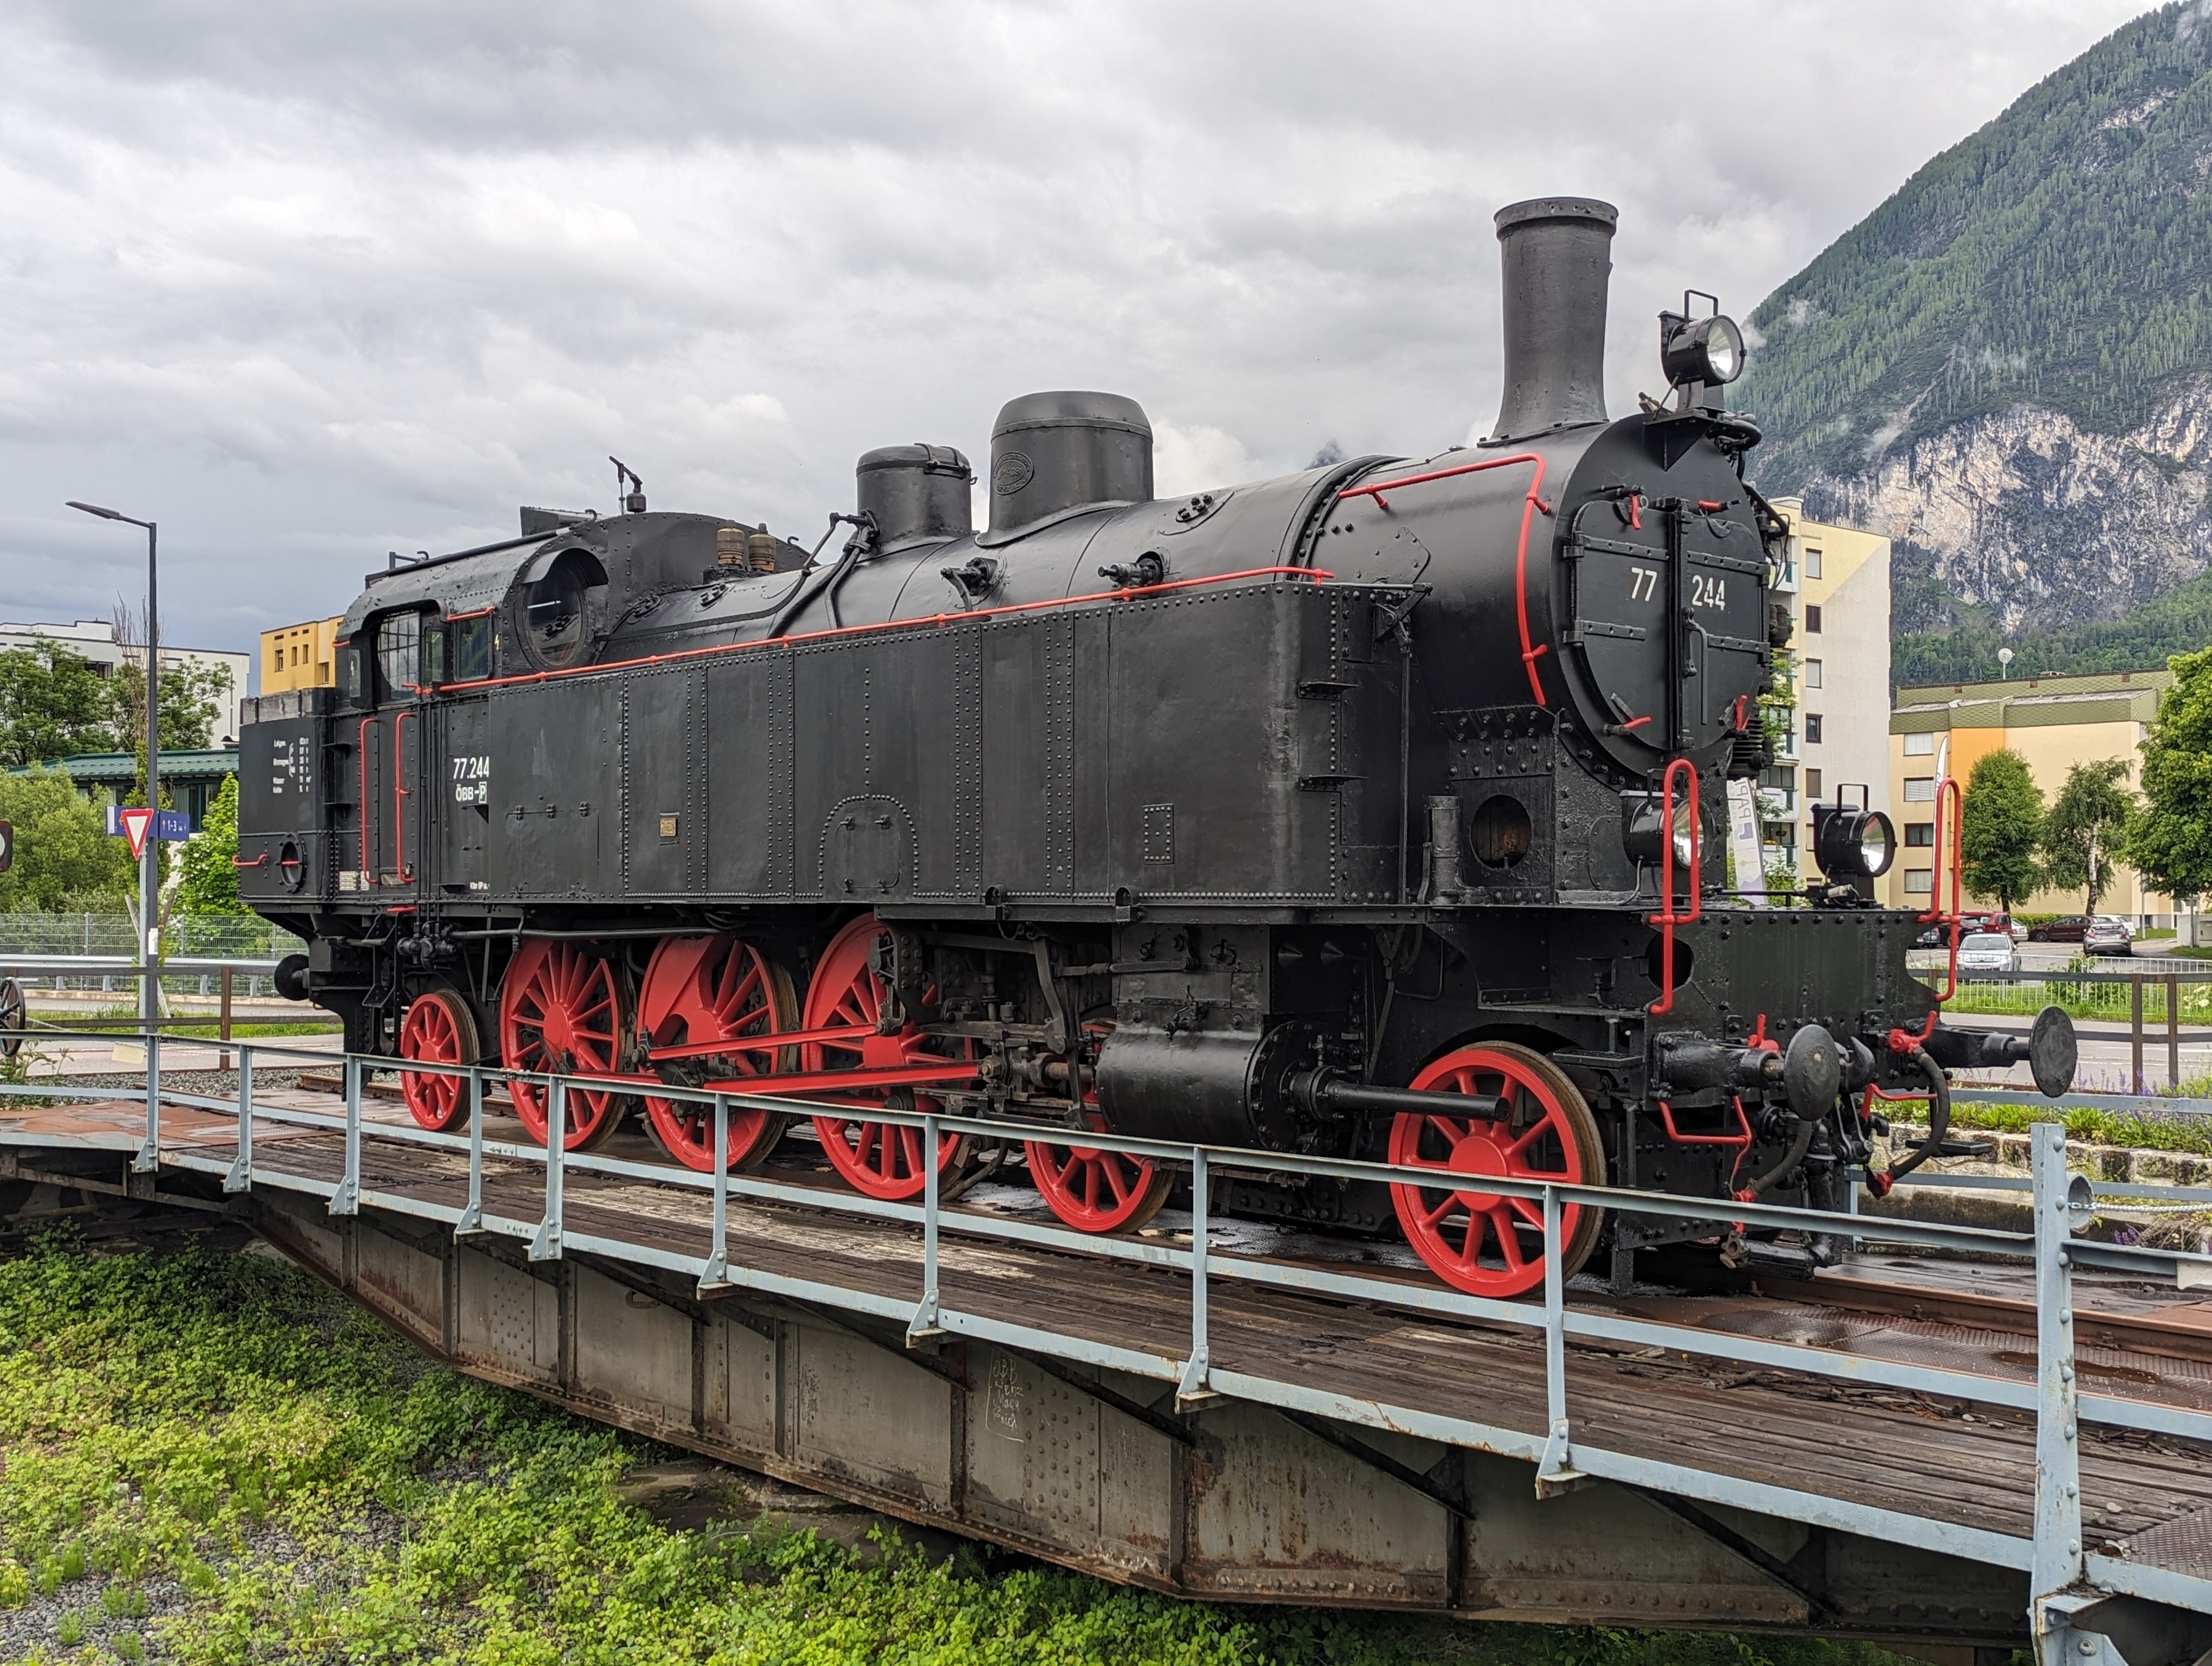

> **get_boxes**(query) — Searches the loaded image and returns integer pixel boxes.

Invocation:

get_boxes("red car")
[1914,911,2016,949]
[2028,916,2089,943]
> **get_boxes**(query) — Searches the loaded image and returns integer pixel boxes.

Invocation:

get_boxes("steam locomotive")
[235,196,2075,1295]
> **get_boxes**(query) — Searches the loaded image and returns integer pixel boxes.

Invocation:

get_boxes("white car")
[1955,931,2020,973]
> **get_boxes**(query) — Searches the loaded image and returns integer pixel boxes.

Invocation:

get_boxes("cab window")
[451,614,492,682]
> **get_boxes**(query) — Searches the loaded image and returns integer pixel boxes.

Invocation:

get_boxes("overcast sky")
[0,0,2155,667]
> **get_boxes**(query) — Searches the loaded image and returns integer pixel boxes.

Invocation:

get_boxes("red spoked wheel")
[499,938,631,1151]
[802,914,975,1201]
[1387,1041,1607,1298]
[637,935,796,1174]
[1027,1110,1171,1234]
[399,988,479,1132]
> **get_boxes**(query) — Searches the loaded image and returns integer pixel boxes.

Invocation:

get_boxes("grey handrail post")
[529,1077,565,1260]
[908,1110,943,1341]
[1536,1184,1583,1494]
[2029,1122,2083,1624]
[2168,971,2181,1090]
[2131,975,2145,1095]
[223,1045,254,1193]
[333,1051,361,1214]
[135,1026,160,1174]
[456,1066,484,1234]
[1178,1146,1214,1406]
[700,1093,730,1291]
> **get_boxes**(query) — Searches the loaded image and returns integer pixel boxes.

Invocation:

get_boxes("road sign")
[0,819,11,874]
[105,805,190,844]
[119,806,154,860]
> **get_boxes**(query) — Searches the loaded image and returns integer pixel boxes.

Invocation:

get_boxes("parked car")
[1914,911,2017,948]
[2029,915,2091,943]
[1954,931,2021,973]
[2085,918,2134,956]
[2096,915,2137,941]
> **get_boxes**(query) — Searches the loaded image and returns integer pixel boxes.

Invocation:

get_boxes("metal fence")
[0,916,303,1001]
[6,1039,2208,1651]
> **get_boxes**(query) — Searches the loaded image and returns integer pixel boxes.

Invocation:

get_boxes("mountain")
[1892,557,2212,684]
[1737,3,2212,640]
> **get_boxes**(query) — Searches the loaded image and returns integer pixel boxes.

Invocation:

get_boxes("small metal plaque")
[1142,803,1173,863]
[659,814,679,840]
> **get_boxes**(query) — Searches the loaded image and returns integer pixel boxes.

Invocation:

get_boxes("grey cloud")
[0,0,2153,652]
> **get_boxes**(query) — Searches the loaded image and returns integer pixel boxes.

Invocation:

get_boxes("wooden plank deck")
[7,1091,2211,1579]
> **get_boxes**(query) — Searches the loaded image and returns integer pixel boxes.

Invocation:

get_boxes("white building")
[1754,502,1893,886]
[0,619,251,746]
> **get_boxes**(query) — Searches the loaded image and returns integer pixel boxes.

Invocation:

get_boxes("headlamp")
[1813,806,1895,880]
[1662,313,1746,389]
[1624,794,1697,870]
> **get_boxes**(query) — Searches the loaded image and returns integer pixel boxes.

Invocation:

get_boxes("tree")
[2129,644,2212,908]
[173,775,247,915]
[0,640,117,766]
[1959,747,2045,909]
[0,767,136,912]
[2042,757,2136,914]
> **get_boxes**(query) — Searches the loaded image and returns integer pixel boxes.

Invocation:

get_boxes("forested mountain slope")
[1738,2,2212,638]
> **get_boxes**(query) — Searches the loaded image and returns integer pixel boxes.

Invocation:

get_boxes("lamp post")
[66,502,159,1036]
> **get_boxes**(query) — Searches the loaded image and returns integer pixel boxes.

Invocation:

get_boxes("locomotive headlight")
[1662,313,1746,388]
[1814,808,1897,880]
[1623,794,1697,870]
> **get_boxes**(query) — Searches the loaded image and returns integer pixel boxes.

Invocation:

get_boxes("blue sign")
[104,805,191,841]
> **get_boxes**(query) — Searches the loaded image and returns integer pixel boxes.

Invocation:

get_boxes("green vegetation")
[0,769,135,914]
[2130,644,2212,905]
[2042,758,2136,913]
[1739,5,2212,493]
[1959,748,2044,908]
[0,1240,1934,1666]
[0,638,228,772]
[1933,1099,2212,1157]
[1892,568,2212,687]
[172,777,245,917]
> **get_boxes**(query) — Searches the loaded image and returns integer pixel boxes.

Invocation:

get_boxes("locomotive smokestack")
[1488,196,1617,444]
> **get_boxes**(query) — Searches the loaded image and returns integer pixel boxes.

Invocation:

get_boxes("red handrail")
[1646,758,1702,1016]
[1335,454,1554,707]
[394,708,416,881]
[1657,1096,1752,1149]
[1894,776,1964,1046]
[356,717,375,879]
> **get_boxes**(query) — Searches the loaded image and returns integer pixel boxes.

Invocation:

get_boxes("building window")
[1904,868,1933,895]
[1805,658,1822,689]
[1804,714,1823,744]
[1758,766,1796,792]
[1906,822,1934,847]
[1805,768,1824,798]
[1904,777,1935,802]
[1805,604,1823,633]
[1805,548,1823,579]
[1763,822,1797,848]
[1903,732,1935,756]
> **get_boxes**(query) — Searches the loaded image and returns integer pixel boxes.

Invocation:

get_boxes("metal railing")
[4,1040,2210,1639]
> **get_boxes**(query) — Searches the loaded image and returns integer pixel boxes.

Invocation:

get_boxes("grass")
[27,1004,338,1039]
[1939,1100,2212,1155]
[0,1237,1937,1666]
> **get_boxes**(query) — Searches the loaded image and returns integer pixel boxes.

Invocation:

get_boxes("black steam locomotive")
[236,196,2073,1295]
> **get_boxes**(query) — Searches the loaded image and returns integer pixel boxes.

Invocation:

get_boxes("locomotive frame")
[236,196,2074,1297]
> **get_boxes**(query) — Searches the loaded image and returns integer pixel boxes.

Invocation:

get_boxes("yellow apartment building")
[1754,501,1892,882]
[1885,668,2174,919]
[261,617,342,693]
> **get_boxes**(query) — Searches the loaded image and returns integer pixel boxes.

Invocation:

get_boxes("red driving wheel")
[802,913,974,1201]
[398,988,479,1132]
[499,938,631,1151]
[1027,1105,1169,1234]
[636,935,796,1173]
[1387,1041,1607,1298]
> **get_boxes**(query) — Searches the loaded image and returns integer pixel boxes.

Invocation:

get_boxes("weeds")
[0,1241,1928,1665]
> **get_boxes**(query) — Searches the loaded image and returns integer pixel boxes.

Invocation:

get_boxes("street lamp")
[66,502,159,1043]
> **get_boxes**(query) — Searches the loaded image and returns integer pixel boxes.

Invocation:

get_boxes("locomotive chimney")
[1488,196,1617,445]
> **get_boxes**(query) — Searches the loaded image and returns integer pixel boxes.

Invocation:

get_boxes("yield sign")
[119,805,155,860]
